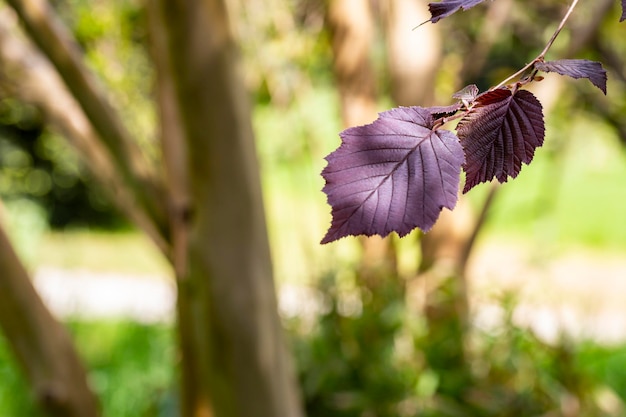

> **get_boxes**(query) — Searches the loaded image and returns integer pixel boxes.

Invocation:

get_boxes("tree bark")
[0,219,99,417]
[146,1,189,275]
[156,1,304,416]
[382,0,442,107]
[327,0,378,127]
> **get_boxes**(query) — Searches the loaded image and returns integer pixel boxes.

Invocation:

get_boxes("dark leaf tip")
[427,0,487,23]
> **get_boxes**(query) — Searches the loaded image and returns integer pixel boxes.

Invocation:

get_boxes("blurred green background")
[2,0,626,415]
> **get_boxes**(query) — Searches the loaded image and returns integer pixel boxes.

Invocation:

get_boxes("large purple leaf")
[427,0,487,24]
[321,107,464,244]
[621,0,625,22]
[535,59,607,94]
[458,88,545,193]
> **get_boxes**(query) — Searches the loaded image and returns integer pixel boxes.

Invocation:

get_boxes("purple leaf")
[426,0,487,24]
[621,0,626,22]
[535,59,607,94]
[321,107,464,244]
[458,88,545,193]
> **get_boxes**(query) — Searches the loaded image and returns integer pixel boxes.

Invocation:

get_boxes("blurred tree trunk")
[155,1,304,416]
[1,0,304,416]
[0,220,99,417]
[327,0,398,279]
[382,0,442,107]
[327,0,377,126]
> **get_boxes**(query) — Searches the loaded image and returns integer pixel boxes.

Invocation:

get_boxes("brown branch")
[4,0,170,243]
[538,0,580,58]
[0,213,100,417]
[492,0,581,90]
[146,2,190,278]
[0,9,171,259]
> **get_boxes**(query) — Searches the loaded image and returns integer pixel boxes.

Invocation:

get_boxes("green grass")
[0,334,39,416]
[69,321,177,417]
[0,320,177,417]
[576,342,626,403]
[2,319,626,416]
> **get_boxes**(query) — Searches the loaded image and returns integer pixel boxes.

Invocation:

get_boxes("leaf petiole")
[433,110,468,130]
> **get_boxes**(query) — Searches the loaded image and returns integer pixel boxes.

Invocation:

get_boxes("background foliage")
[1,0,626,415]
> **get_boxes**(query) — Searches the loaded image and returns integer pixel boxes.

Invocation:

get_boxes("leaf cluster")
[321,0,622,244]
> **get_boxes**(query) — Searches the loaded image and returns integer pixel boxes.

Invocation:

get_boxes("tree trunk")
[382,0,442,107]
[0,220,99,417]
[327,0,378,127]
[156,1,304,416]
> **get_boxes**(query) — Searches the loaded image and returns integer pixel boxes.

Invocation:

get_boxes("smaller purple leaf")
[621,0,626,22]
[321,106,464,244]
[535,59,607,94]
[458,88,545,193]
[452,84,479,102]
[425,0,487,24]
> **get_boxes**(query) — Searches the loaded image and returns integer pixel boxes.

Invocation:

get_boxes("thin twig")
[538,0,580,58]
[491,0,580,90]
